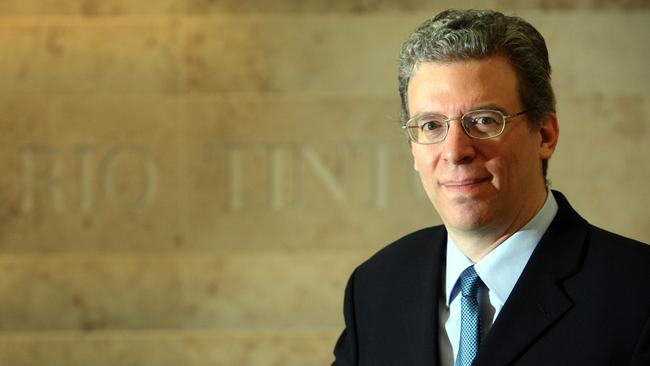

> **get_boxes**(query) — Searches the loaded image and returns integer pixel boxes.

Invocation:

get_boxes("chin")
[437,200,495,232]
[446,215,491,232]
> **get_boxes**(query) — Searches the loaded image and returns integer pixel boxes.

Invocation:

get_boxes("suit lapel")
[433,229,447,365]
[418,227,446,365]
[474,191,590,366]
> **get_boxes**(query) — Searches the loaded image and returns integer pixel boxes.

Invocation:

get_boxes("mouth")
[440,177,491,192]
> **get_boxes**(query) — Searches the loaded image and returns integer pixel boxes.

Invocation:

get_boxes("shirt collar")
[445,191,559,307]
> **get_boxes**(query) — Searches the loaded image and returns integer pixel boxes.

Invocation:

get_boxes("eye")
[419,119,445,132]
[421,121,441,131]
[471,116,498,125]
[463,110,504,133]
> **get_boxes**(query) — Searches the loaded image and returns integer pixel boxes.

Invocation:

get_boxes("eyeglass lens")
[408,110,506,143]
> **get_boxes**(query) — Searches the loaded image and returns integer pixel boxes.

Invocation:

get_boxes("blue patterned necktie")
[455,265,483,366]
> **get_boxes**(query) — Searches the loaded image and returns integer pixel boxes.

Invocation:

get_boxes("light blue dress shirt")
[439,192,559,366]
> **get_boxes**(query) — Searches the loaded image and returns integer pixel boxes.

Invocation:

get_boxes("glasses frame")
[402,109,528,144]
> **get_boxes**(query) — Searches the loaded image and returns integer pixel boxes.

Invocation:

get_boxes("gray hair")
[398,9,556,178]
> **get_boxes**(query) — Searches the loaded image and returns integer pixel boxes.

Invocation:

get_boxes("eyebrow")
[410,103,509,119]
[471,103,508,114]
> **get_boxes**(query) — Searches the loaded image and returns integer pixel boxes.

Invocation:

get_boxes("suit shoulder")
[356,226,445,275]
[588,225,650,254]
[586,225,650,275]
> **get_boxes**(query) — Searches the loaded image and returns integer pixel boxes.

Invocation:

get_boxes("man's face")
[407,56,557,236]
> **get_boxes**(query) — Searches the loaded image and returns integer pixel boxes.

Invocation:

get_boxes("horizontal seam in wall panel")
[0,91,398,98]
[0,12,430,27]
[0,328,342,340]
[0,249,374,259]
[1,12,650,27]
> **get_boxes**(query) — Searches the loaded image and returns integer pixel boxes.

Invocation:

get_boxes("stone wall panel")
[0,96,185,252]
[0,331,337,366]
[0,6,648,366]
[0,252,364,331]
[0,1,183,16]
[550,93,650,242]
[0,19,180,94]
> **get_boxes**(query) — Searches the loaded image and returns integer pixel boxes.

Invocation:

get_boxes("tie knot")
[459,265,481,298]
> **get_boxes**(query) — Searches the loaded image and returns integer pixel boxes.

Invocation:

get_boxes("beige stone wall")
[0,1,648,365]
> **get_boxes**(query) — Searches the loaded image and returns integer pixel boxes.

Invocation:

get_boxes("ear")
[538,112,559,160]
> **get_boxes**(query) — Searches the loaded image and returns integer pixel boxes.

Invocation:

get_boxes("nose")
[441,120,476,164]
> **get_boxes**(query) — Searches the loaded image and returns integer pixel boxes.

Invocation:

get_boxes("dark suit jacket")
[332,191,650,365]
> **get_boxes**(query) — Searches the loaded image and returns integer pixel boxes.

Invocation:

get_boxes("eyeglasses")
[402,109,528,144]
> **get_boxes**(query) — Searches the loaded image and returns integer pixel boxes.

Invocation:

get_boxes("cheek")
[411,145,438,172]
[413,154,425,172]
[482,147,516,187]
[486,144,536,189]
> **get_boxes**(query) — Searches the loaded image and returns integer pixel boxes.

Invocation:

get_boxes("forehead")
[406,56,521,116]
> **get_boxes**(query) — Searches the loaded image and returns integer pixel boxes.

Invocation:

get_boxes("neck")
[449,190,548,263]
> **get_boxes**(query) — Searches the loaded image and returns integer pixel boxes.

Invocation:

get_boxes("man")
[332,9,650,366]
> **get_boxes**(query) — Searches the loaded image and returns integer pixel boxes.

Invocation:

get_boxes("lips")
[439,177,491,191]
[441,177,490,186]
